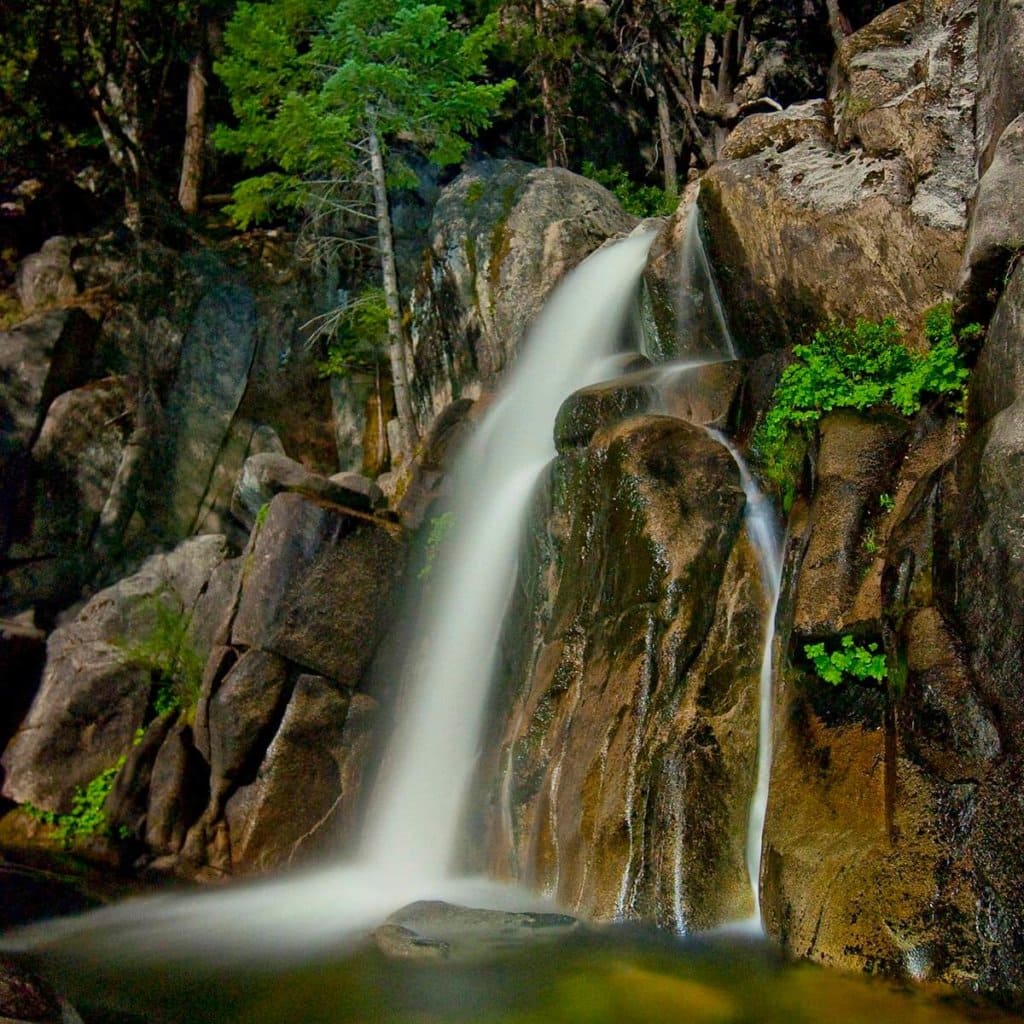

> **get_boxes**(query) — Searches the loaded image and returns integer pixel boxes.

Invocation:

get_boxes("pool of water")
[19,925,1016,1024]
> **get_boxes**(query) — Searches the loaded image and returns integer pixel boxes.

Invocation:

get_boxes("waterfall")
[708,429,783,928]
[678,205,737,360]
[362,228,657,881]
[2,229,657,963]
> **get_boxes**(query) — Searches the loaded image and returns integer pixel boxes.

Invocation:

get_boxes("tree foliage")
[0,0,231,223]
[214,0,512,227]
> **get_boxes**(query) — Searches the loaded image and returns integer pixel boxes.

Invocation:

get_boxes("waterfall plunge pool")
[13,920,1016,1024]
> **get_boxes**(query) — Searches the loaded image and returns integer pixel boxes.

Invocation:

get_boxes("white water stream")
[678,205,737,360]
[709,430,783,928]
[362,228,657,880]
[2,230,657,964]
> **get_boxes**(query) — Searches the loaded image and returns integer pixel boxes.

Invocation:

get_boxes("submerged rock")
[373,901,578,961]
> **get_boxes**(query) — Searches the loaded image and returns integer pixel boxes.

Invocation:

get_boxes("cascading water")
[2,229,656,963]
[362,228,657,881]
[678,205,737,361]
[709,430,783,929]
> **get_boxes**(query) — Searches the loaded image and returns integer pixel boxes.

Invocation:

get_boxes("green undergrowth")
[752,305,981,509]
[418,510,456,580]
[117,596,204,718]
[804,635,888,686]
[581,162,678,218]
[26,756,127,847]
[314,287,389,380]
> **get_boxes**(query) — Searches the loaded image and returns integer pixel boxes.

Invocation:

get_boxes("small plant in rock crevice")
[804,635,888,687]
[25,756,126,848]
[418,511,457,580]
[752,305,981,510]
[116,595,204,718]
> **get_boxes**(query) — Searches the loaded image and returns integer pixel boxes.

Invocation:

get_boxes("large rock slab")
[408,160,636,431]
[159,281,258,540]
[700,2,978,354]
[231,493,405,685]
[0,535,230,811]
[224,673,356,871]
[977,0,1024,172]
[472,416,763,929]
[762,339,1024,1000]
[788,410,909,638]
[956,114,1024,324]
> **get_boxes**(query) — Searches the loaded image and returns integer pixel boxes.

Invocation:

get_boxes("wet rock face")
[473,415,763,930]
[408,160,636,431]
[762,384,1024,999]
[700,1,978,354]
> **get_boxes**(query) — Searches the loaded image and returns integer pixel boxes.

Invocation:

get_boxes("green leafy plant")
[804,635,888,687]
[879,492,895,512]
[862,526,878,555]
[117,596,204,718]
[312,287,389,379]
[26,756,126,848]
[581,161,678,218]
[752,305,978,509]
[418,511,456,580]
[255,501,271,529]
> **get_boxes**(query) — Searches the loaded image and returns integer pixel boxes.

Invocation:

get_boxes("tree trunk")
[825,0,852,47]
[367,118,420,458]
[535,0,565,167]
[177,38,207,215]
[654,61,677,194]
[83,28,143,231]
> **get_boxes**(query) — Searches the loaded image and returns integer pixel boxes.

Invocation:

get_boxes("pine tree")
[215,0,513,458]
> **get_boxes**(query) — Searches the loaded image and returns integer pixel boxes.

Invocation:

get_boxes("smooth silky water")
[2,230,1015,1024]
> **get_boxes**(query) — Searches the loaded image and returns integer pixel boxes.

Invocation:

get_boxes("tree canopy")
[214,0,512,227]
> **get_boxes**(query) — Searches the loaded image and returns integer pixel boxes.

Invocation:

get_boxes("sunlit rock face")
[470,414,764,930]
[762,310,1024,997]
[699,0,979,355]
[407,160,637,434]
